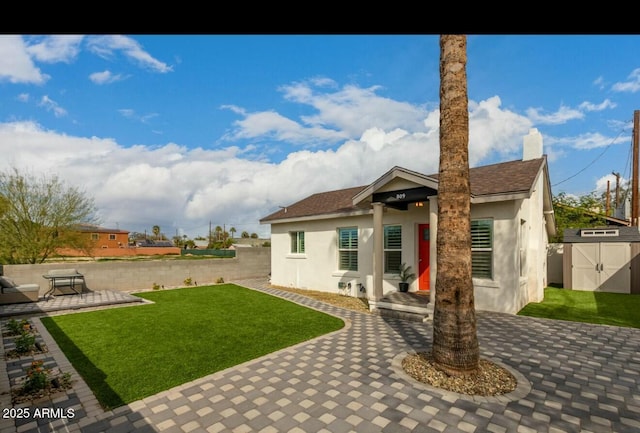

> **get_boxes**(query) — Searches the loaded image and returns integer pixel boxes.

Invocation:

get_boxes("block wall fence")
[2,248,271,297]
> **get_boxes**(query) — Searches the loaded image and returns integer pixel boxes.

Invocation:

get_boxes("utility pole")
[606,180,611,216]
[633,110,640,226]
[612,171,620,210]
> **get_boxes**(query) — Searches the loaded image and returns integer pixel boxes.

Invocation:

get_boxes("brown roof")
[260,157,546,223]
[74,224,130,234]
[440,157,545,197]
[260,186,369,222]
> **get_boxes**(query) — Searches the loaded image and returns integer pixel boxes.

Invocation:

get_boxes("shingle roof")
[260,185,369,222]
[260,157,547,223]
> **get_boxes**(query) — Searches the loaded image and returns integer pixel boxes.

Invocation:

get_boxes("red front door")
[418,224,430,291]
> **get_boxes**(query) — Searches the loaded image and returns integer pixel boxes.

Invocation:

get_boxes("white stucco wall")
[269,183,550,314]
[269,205,430,299]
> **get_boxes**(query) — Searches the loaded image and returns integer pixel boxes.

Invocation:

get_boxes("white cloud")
[595,172,628,195]
[89,70,126,84]
[579,99,616,111]
[0,35,49,84]
[550,131,628,151]
[25,35,84,63]
[612,68,640,93]
[38,96,67,117]
[224,81,430,149]
[85,35,173,73]
[0,35,166,87]
[526,104,584,125]
[468,96,532,164]
[118,109,158,124]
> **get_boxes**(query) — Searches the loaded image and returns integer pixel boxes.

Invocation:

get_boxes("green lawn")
[517,287,640,329]
[41,284,344,409]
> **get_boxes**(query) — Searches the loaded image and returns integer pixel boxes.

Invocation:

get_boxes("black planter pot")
[398,282,409,292]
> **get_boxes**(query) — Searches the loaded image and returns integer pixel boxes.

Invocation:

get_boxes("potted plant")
[397,263,416,292]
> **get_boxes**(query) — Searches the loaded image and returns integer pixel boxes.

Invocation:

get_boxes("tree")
[152,225,161,240]
[230,227,237,239]
[0,168,97,264]
[551,192,607,242]
[215,225,222,241]
[432,35,479,376]
[241,231,249,238]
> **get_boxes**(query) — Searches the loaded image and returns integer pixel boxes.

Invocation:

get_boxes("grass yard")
[517,287,640,329]
[40,284,345,409]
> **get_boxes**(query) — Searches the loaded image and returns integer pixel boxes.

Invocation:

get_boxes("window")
[471,219,493,278]
[338,227,358,271]
[109,234,116,241]
[91,233,99,241]
[384,225,402,273]
[580,229,619,237]
[290,231,305,254]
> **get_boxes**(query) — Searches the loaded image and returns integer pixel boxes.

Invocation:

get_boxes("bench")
[0,276,40,304]
[43,269,85,298]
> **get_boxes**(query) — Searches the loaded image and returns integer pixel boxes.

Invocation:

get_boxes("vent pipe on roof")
[523,128,543,161]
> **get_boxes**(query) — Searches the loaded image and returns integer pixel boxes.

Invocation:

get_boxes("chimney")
[523,128,543,161]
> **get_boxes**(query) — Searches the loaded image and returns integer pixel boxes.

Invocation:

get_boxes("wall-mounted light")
[415,202,424,207]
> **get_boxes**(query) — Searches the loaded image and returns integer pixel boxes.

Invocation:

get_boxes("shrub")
[6,318,30,336]
[184,277,193,286]
[15,332,36,354]
[23,361,49,393]
[152,282,161,291]
[216,277,224,284]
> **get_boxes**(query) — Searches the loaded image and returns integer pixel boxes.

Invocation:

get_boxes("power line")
[552,126,630,188]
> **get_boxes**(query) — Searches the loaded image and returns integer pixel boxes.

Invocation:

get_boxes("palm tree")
[230,227,236,239]
[152,225,161,240]
[214,226,222,241]
[432,34,479,376]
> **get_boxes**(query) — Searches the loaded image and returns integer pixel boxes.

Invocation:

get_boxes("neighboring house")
[74,224,130,248]
[260,129,556,314]
[57,225,181,257]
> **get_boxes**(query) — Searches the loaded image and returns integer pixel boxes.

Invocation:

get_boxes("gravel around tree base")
[402,351,517,396]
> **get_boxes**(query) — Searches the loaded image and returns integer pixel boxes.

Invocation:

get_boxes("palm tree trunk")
[432,34,479,376]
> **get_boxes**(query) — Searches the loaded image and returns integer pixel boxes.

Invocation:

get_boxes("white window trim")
[337,227,358,272]
[383,224,402,274]
[471,219,493,279]
[289,231,305,254]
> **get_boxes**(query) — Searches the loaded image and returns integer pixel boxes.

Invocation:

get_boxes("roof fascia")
[260,209,373,225]
[541,160,557,237]
[470,192,530,204]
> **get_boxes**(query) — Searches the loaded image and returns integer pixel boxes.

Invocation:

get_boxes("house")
[75,224,130,248]
[56,225,181,257]
[260,129,556,314]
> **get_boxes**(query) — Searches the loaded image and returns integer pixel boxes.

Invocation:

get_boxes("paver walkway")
[1,278,639,433]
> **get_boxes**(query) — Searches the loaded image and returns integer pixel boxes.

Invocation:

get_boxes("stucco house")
[260,129,556,314]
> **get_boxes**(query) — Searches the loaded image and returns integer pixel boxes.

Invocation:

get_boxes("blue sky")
[1,34,638,238]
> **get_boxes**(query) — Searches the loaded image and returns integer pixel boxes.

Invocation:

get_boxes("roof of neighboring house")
[260,157,547,223]
[74,224,129,234]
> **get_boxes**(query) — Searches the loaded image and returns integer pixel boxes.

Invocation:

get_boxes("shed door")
[572,243,599,291]
[600,243,630,293]
[572,242,630,292]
